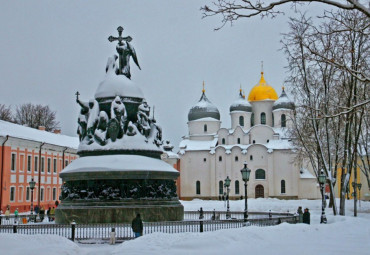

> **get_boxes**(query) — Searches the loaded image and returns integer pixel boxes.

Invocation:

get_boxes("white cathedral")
[179,72,321,200]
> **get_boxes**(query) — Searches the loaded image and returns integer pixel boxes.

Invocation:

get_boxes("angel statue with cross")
[108,26,141,79]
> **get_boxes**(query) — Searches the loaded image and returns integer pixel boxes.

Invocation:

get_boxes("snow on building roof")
[272,88,295,110]
[0,120,79,149]
[179,137,218,153]
[188,92,220,121]
[230,91,252,113]
[300,168,316,179]
[263,139,294,151]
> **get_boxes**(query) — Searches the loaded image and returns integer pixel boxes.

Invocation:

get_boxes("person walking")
[47,207,51,222]
[303,208,310,224]
[198,207,204,219]
[131,214,143,238]
[39,206,45,222]
[5,207,10,220]
[14,208,19,222]
[297,206,303,223]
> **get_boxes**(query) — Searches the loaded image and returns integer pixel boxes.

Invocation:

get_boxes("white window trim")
[10,186,16,202]
[11,153,17,172]
[34,156,39,173]
[27,155,32,172]
[41,157,45,173]
[47,158,51,174]
[53,158,57,174]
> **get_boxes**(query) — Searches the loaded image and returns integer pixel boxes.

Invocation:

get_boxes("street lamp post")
[358,183,362,208]
[318,170,327,224]
[240,162,251,222]
[29,178,36,222]
[224,176,231,219]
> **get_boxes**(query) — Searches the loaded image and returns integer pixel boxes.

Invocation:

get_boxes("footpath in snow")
[1,198,369,255]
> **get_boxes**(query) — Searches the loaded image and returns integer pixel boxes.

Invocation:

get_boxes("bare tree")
[14,103,60,132]
[201,0,370,30]
[0,104,13,122]
[283,10,369,215]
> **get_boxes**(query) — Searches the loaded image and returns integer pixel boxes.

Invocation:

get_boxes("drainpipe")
[0,135,9,211]
[62,147,68,168]
[38,142,45,208]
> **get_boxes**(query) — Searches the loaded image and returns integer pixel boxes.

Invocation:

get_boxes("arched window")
[219,156,222,162]
[235,156,239,162]
[235,180,240,194]
[222,138,225,145]
[281,114,286,127]
[255,169,266,179]
[281,180,286,193]
[239,116,244,126]
[250,155,253,161]
[219,181,224,195]
[204,124,208,132]
[196,181,201,195]
[237,138,241,144]
[203,158,206,162]
[261,112,266,124]
[251,113,255,126]
[253,140,255,144]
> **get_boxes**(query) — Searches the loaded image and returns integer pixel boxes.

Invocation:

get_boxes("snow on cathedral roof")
[272,87,295,110]
[0,120,79,149]
[179,137,218,154]
[188,91,220,121]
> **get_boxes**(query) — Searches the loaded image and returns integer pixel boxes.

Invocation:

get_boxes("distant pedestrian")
[14,208,19,218]
[55,201,59,207]
[34,205,39,214]
[131,214,143,238]
[40,206,45,222]
[303,208,310,224]
[198,207,204,219]
[212,209,216,220]
[47,207,51,222]
[297,206,303,223]
[5,208,10,220]
[50,207,55,221]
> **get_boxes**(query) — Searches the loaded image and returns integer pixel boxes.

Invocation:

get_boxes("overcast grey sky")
[0,1,323,149]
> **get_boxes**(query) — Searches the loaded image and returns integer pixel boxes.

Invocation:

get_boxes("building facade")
[0,121,79,213]
[179,72,321,200]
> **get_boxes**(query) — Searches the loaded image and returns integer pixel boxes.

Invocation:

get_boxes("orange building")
[0,120,79,213]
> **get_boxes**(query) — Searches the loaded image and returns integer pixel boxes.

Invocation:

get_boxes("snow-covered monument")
[179,72,321,200]
[55,26,183,223]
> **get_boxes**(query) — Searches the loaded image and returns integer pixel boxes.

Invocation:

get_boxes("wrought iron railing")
[0,212,298,241]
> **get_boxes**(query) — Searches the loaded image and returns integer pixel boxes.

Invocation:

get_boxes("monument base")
[55,199,184,224]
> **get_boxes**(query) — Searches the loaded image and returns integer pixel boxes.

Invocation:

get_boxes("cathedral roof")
[272,87,295,110]
[248,72,278,102]
[230,90,252,112]
[188,90,220,121]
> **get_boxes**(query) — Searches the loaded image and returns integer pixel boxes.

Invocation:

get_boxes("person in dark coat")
[303,208,310,224]
[297,206,303,223]
[198,207,204,219]
[131,213,143,238]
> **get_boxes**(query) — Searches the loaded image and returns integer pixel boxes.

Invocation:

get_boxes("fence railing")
[0,212,298,241]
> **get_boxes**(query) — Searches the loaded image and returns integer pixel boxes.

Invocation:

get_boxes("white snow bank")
[0,120,79,149]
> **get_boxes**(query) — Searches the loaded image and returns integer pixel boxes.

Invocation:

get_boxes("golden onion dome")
[248,72,278,102]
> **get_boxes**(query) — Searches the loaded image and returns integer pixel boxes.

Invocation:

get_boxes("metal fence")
[0,212,298,242]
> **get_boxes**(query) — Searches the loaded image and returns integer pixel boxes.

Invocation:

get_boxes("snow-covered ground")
[1,198,369,255]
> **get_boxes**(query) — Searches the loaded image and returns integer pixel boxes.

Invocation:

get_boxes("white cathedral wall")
[230,111,252,130]
[272,109,294,129]
[251,100,274,126]
[249,125,275,144]
[188,120,221,136]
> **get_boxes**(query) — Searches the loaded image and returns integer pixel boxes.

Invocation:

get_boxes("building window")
[10,187,15,202]
[203,158,206,162]
[253,140,255,144]
[219,156,222,162]
[26,187,30,201]
[281,180,286,194]
[237,138,241,144]
[222,138,225,145]
[250,155,253,161]
[18,186,23,202]
[34,156,38,173]
[40,188,44,201]
[251,113,254,126]
[235,156,239,162]
[272,113,274,127]
[204,124,207,132]
[11,153,16,171]
[267,139,269,143]
[239,116,244,126]
[20,154,24,172]
[281,114,286,128]
[261,112,266,124]
[196,181,201,195]
[27,155,32,172]
[53,158,57,173]
[47,187,51,201]
[219,181,224,195]
[235,180,240,195]
[41,157,45,173]
[65,160,69,167]
[255,169,266,180]
[53,187,57,200]
[47,158,51,173]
